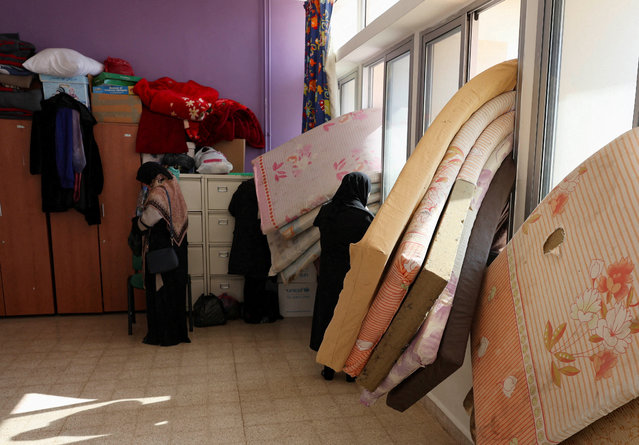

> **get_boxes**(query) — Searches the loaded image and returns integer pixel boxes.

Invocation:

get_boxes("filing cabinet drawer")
[210,276,244,302]
[208,212,235,243]
[209,245,231,275]
[180,177,203,210]
[187,213,203,244]
[190,276,205,304]
[207,179,242,210]
[187,245,204,276]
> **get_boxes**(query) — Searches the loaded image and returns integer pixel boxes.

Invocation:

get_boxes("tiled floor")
[0,314,458,444]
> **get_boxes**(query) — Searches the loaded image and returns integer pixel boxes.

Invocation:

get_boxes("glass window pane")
[363,61,384,109]
[423,27,461,131]
[545,0,639,192]
[469,0,520,78]
[339,78,356,116]
[331,0,359,50]
[365,0,400,25]
[383,51,411,198]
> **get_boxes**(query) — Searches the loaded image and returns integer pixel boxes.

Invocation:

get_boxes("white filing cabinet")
[179,173,252,303]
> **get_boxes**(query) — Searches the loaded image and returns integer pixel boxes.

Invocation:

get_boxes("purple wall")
[1,0,305,171]
[270,0,305,149]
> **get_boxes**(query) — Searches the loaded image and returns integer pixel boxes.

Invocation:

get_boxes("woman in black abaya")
[136,162,190,346]
[310,172,374,380]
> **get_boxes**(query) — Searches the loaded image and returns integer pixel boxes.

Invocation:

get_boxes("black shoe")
[345,374,356,383]
[321,366,335,381]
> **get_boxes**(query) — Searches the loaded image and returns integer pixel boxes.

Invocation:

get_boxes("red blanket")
[135,106,187,154]
[133,77,219,122]
[187,98,265,148]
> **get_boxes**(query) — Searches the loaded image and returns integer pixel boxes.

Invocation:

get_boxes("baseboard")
[422,394,473,444]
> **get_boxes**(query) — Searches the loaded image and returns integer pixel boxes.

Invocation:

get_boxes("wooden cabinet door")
[0,267,5,316]
[95,124,142,311]
[50,211,102,313]
[0,120,54,315]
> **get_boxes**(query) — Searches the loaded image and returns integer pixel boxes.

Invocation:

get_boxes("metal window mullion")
[634,59,639,127]
[538,0,564,200]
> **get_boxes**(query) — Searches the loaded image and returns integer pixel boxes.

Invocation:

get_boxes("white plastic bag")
[195,146,233,174]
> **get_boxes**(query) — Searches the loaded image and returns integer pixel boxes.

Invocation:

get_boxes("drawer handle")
[218,251,229,258]
[218,219,228,225]
[217,186,228,193]
[219,283,230,289]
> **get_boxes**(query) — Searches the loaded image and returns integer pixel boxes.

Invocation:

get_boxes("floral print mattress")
[471,127,639,443]
[252,108,382,235]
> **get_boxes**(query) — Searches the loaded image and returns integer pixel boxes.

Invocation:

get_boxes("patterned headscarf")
[137,162,188,246]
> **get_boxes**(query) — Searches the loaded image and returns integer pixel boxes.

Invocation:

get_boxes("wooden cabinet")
[50,123,141,313]
[95,124,142,312]
[180,174,250,303]
[0,120,54,315]
[49,211,103,313]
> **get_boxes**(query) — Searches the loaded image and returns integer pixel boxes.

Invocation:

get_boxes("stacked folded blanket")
[0,34,41,119]
[133,76,264,155]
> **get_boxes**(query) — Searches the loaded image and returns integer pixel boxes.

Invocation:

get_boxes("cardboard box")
[90,91,142,123]
[278,264,317,284]
[40,74,90,109]
[278,282,316,317]
[214,139,245,173]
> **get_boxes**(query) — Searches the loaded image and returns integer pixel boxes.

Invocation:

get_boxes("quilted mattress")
[472,127,639,444]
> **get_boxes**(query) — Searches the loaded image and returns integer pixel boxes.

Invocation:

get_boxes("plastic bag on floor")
[193,294,226,327]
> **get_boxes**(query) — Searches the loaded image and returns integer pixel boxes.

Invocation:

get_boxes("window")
[468,0,521,79]
[338,74,357,116]
[365,0,400,26]
[362,60,384,109]
[420,22,464,135]
[417,0,520,140]
[383,48,412,198]
[331,0,359,50]
[330,0,400,49]
[538,0,639,196]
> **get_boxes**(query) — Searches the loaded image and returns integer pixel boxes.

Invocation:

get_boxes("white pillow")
[23,48,103,77]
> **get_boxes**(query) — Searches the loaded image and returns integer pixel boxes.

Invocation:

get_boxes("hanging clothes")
[228,178,280,324]
[302,0,334,132]
[30,92,103,225]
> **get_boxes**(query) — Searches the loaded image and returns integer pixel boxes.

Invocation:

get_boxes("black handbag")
[146,187,179,274]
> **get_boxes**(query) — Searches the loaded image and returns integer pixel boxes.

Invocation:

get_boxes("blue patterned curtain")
[302,0,334,132]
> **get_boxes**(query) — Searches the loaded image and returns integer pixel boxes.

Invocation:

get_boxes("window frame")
[337,69,360,116]
[417,17,468,139]
[362,57,384,110]
[360,37,414,201]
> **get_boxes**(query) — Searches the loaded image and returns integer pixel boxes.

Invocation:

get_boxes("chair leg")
[187,274,194,332]
[127,277,134,335]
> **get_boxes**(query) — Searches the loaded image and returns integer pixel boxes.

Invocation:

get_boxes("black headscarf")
[315,172,373,225]
[332,172,371,210]
[136,162,173,185]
